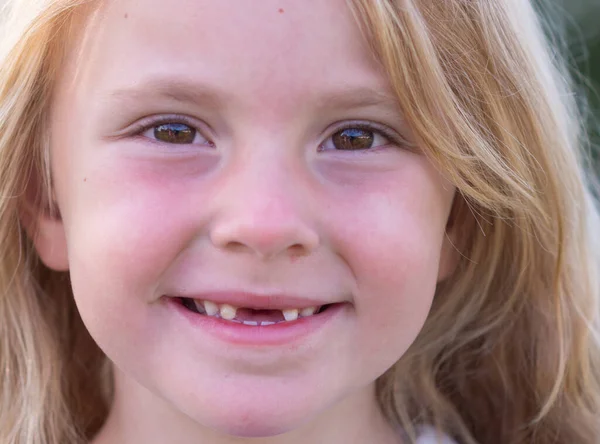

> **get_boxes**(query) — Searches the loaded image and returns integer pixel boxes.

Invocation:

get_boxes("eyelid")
[125,114,214,142]
[322,120,412,150]
[113,115,412,150]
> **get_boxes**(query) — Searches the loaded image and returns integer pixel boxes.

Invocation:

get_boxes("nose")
[208,161,320,260]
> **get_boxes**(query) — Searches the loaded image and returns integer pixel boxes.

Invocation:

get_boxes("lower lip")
[165,298,346,347]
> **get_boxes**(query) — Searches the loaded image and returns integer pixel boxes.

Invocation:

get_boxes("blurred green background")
[557,0,600,174]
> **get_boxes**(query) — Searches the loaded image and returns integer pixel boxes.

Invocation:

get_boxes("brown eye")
[320,125,393,152]
[332,128,374,150]
[153,123,197,144]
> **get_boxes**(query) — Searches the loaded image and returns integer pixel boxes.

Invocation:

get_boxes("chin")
[182,389,325,439]
[196,407,309,439]
[214,421,294,439]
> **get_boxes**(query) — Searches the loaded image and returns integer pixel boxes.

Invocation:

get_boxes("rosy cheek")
[66,155,218,288]
[322,161,448,314]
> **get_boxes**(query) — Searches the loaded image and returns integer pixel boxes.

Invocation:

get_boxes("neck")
[91,368,401,444]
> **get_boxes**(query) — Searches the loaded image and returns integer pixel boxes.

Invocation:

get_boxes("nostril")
[223,241,249,253]
[288,243,310,257]
[209,215,320,259]
[219,240,311,260]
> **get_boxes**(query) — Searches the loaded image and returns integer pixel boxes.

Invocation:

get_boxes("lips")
[180,297,329,326]
[165,291,347,346]
[172,291,332,310]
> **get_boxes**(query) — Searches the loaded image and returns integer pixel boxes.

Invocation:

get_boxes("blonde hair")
[0,0,598,443]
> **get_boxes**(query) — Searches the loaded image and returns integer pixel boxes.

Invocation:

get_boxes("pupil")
[332,128,374,150]
[154,123,196,144]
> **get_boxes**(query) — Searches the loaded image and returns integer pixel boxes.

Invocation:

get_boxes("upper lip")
[171,291,334,310]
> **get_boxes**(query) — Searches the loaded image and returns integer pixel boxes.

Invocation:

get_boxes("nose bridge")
[209,148,319,258]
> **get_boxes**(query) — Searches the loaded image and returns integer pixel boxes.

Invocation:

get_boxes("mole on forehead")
[66,0,399,116]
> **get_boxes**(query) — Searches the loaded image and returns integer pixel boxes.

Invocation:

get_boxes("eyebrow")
[106,78,401,113]
[313,86,400,112]
[107,79,225,109]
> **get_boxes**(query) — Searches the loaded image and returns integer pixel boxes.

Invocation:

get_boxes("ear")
[437,195,462,281]
[20,193,69,272]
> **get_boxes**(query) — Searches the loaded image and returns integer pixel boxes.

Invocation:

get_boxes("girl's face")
[38,0,456,439]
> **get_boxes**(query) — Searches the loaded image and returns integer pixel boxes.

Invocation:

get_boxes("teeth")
[282,308,299,322]
[220,304,238,320]
[186,299,322,324]
[193,300,206,314]
[203,300,219,316]
[300,306,317,317]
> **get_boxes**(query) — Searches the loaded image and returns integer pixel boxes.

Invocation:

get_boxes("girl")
[0,0,598,443]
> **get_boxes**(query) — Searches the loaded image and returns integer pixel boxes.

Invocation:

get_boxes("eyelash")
[321,121,406,150]
[131,115,407,150]
[131,114,213,143]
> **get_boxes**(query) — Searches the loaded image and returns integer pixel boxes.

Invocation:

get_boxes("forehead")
[61,0,393,116]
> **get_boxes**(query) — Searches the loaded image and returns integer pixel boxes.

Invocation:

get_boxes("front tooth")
[242,320,258,326]
[203,300,219,316]
[300,306,317,317]
[220,304,238,320]
[282,308,299,322]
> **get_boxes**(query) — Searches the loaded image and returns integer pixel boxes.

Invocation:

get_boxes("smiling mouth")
[178,297,333,326]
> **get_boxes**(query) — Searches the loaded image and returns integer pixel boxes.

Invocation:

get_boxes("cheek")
[62,161,209,339]
[66,156,214,276]
[325,162,451,354]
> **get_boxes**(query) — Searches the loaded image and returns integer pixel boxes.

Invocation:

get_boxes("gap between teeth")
[192,300,320,325]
